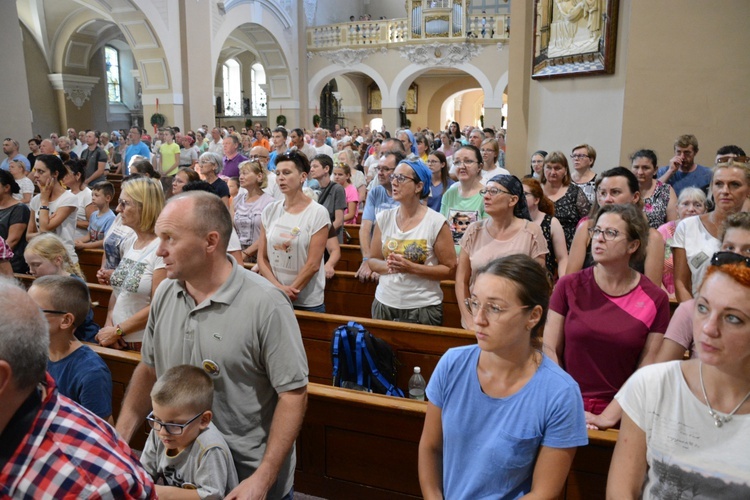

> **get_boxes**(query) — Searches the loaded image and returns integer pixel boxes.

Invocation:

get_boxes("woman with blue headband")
[368,158,456,325]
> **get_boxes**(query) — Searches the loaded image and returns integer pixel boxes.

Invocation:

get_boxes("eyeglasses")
[146,411,204,435]
[588,227,621,241]
[716,155,750,165]
[453,160,477,167]
[464,298,529,320]
[426,159,441,165]
[480,149,495,154]
[41,309,68,315]
[711,251,750,267]
[479,187,513,197]
[389,173,418,184]
[248,155,268,161]
[117,199,134,208]
[570,154,590,160]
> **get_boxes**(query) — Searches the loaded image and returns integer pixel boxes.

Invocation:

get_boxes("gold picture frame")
[368,82,418,114]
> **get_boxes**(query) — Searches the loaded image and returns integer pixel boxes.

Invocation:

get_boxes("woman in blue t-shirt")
[419,254,588,498]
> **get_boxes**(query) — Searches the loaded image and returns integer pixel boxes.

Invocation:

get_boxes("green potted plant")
[245,118,253,129]
[313,114,321,127]
[276,115,287,127]
[150,112,166,128]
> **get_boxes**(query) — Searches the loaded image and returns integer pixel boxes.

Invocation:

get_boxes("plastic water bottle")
[408,367,426,401]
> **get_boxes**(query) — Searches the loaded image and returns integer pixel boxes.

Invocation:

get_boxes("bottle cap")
[414,367,421,374]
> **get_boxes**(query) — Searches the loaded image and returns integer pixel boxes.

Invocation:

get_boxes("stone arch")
[387,62,495,110]
[309,65,390,110]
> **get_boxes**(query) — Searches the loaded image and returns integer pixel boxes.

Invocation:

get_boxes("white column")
[0,2,33,146]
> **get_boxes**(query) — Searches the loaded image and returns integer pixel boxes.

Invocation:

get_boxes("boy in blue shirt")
[75,181,116,250]
[27,275,113,421]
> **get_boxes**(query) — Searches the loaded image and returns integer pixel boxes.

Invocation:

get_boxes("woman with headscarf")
[456,175,549,329]
[398,129,419,157]
[368,158,456,326]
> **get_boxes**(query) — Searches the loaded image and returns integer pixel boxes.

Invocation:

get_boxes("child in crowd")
[141,365,238,499]
[9,159,34,205]
[24,233,100,342]
[228,176,240,200]
[75,182,116,250]
[27,275,113,421]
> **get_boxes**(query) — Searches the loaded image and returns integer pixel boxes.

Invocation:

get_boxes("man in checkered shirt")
[0,278,155,498]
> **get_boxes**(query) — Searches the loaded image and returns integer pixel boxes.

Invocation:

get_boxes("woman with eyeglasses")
[456,175,548,329]
[570,145,598,205]
[544,204,670,430]
[368,158,456,325]
[419,254,587,499]
[95,178,166,351]
[608,245,750,497]
[567,167,665,287]
[656,187,707,297]
[426,151,454,212]
[673,158,750,302]
[541,151,591,250]
[440,145,487,251]
[258,150,330,312]
[27,154,79,264]
[195,152,230,207]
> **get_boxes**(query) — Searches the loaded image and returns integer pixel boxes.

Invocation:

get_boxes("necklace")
[699,362,750,428]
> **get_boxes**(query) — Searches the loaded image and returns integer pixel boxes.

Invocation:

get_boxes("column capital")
[47,74,100,109]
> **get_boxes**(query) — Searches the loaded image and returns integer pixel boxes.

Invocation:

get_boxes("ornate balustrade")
[307,3,508,52]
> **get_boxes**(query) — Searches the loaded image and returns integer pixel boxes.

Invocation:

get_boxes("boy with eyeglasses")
[27,275,113,421]
[141,364,238,498]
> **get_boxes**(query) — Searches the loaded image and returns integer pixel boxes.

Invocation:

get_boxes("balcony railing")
[308,2,508,51]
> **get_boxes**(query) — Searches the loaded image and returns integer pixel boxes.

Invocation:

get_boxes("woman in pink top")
[456,174,548,330]
[545,204,670,430]
[333,164,358,223]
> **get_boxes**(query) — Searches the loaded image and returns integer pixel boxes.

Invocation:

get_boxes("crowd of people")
[0,121,748,498]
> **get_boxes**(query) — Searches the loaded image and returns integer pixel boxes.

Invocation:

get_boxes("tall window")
[223,59,242,116]
[105,46,121,102]
[251,63,267,116]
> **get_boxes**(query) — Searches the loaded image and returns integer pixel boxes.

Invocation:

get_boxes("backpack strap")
[332,325,343,384]
[339,326,356,382]
[359,331,405,398]
[355,330,366,388]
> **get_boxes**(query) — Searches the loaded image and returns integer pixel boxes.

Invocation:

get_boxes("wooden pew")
[76,248,104,284]
[295,311,474,390]
[324,271,462,329]
[343,224,360,245]
[90,345,618,500]
[338,243,362,272]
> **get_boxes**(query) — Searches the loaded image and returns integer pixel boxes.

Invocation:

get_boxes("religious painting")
[532,0,619,79]
[367,82,418,114]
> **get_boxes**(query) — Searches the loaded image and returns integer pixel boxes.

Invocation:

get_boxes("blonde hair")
[238,160,268,189]
[122,177,164,232]
[24,233,84,279]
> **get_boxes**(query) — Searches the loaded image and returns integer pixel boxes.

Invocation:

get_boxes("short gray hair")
[199,151,224,175]
[0,278,49,390]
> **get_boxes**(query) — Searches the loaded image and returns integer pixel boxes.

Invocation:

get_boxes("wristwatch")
[115,325,125,337]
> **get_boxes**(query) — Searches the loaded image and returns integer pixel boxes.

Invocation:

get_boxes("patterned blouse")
[540,214,558,278]
[552,184,591,250]
[643,181,671,229]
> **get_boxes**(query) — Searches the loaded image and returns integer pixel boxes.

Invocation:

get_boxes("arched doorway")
[320,79,340,131]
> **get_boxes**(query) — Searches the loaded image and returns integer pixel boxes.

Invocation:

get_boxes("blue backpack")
[331,321,404,397]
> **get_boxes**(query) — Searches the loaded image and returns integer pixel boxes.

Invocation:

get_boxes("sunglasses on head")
[711,251,750,268]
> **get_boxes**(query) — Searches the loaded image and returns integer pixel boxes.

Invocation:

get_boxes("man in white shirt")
[312,128,334,160]
[289,128,316,161]
[207,127,224,155]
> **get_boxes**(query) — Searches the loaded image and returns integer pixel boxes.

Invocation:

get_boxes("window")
[105,46,121,103]
[251,63,267,117]
[222,59,242,116]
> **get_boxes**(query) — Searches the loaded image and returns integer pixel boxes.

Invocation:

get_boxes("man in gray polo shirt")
[115,191,308,500]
